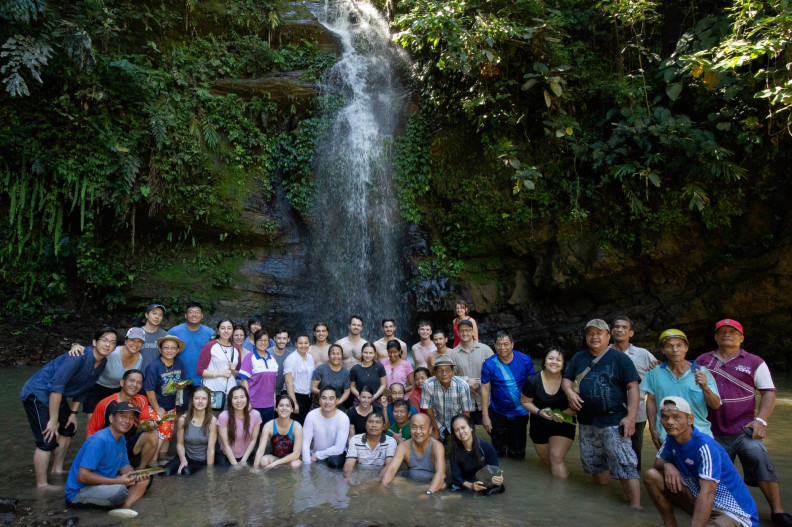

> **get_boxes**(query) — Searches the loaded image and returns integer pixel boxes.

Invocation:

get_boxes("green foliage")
[392,111,433,223]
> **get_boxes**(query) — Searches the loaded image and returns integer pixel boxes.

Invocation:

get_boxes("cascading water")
[301,0,411,336]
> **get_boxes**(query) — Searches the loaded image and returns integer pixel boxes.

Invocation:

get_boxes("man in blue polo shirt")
[20,327,115,489]
[65,402,151,518]
[644,396,758,527]
[481,331,535,458]
[169,301,213,386]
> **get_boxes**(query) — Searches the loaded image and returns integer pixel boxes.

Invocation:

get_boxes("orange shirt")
[86,393,152,436]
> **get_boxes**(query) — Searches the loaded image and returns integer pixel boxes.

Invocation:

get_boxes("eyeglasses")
[435,368,453,375]
[98,338,117,345]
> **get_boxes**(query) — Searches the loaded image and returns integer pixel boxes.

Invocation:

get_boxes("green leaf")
[666,83,683,101]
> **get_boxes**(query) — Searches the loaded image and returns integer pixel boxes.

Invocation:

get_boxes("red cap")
[715,319,743,334]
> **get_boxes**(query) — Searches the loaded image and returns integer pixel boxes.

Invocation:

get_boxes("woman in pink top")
[383,339,414,393]
[217,385,262,466]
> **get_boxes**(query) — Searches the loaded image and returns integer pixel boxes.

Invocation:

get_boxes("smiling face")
[328,346,343,366]
[361,345,376,365]
[414,370,429,389]
[120,372,144,398]
[434,365,454,387]
[358,390,374,409]
[452,418,473,443]
[314,324,329,344]
[276,397,294,418]
[495,336,513,360]
[543,350,564,374]
[255,334,270,353]
[714,325,744,350]
[458,324,474,344]
[410,413,431,443]
[186,307,203,326]
[455,303,468,317]
[349,318,363,336]
[160,340,180,362]
[274,332,289,351]
[382,321,396,338]
[125,338,144,354]
[192,389,209,411]
[230,388,248,412]
[249,321,262,337]
[110,411,138,435]
[392,404,408,425]
[93,332,117,357]
[232,329,246,346]
[296,335,310,354]
[389,384,405,401]
[585,327,610,353]
[217,321,233,341]
[319,389,337,412]
[418,324,432,340]
[387,346,402,363]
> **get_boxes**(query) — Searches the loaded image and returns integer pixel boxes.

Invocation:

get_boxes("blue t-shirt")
[169,323,213,385]
[65,427,129,503]
[20,349,106,402]
[658,429,758,527]
[481,351,535,417]
[143,357,187,410]
[563,347,640,427]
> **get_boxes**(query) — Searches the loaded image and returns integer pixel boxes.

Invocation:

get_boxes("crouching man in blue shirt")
[65,402,151,518]
[643,396,759,527]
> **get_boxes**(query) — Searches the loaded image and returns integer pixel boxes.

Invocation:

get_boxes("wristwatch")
[425,490,433,495]
[70,410,79,415]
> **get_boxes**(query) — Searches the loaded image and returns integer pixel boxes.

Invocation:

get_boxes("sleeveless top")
[271,420,295,458]
[407,438,435,482]
[184,420,210,461]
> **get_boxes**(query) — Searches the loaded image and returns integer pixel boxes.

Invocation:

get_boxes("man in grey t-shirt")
[140,304,168,370]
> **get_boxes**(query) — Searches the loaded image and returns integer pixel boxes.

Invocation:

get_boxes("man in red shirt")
[86,369,159,469]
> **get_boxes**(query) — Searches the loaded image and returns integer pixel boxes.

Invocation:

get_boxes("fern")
[1,0,47,23]
[1,34,53,96]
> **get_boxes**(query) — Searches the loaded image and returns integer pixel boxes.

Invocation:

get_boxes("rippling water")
[3,366,791,525]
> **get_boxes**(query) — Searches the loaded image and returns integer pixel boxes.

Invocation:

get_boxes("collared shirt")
[239,349,279,409]
[695,349,775,436]
[20,349,107,402]
[658,429,759,527]
[642,362,719,440]
[449,342,494,410]
[346,432,397,466]
[623,343,656,422]
[284,352,316,395]
[420,376,473,435]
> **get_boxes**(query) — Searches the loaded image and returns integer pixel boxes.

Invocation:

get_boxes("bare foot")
[36,483,63,491]
[630,504,643,511]
[50,469,66,475]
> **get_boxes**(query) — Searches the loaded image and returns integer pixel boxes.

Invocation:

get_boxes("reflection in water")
[2,366,792,525]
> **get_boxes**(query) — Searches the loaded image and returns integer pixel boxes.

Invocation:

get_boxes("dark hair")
[386,339,402,358]
[184,386,214,435]
[541,346,570,371]
[366,410,385,425]
[328,343,344,360]
[274,327,289,337]
[93,327,117,341]
[449,414,486,472]
[319,385,339,398]
[225,385,251,445]
[381,318,396,327]
[349,315,363,325]
[313,322,329,332]
[414,367,431,379]
[186,301,203,311]
[295,333,311,343]
[432,329,447,339]
[455,300,470,313]
[613,315,634,329]
[360,341,377,363]
[122,369,144,381]
[233,324,247,338]
[253,329,270,343]
[392,399,410,411]
[495,331,513,343]
[216,319,234,331]
[418,320,432,329]
[358,386,374,398]
[276,393,295,409]
[247,315,264,331]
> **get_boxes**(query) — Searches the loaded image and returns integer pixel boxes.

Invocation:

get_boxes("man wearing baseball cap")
[696,319,792,526]
[65,402,151,518]
[562,318,642,509]
[643,396,758,527]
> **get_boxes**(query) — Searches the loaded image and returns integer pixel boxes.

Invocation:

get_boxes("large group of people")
[18,301,792,526]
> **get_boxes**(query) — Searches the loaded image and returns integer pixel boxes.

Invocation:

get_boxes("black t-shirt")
[347,407,372,435]
[350,363,386,394]
[521,373,569,410]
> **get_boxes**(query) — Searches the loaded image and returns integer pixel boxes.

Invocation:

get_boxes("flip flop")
[108,508,138,518]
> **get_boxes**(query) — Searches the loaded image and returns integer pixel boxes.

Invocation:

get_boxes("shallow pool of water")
[2,366,791,526]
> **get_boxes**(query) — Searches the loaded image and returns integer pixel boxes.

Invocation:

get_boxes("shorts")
[529,414,576,444]
[154,408,177,441]
[67,484,128,508]
[715,429,778,486]
[82,384,121,414]
[578,424,639,479]
[23,395,77,451]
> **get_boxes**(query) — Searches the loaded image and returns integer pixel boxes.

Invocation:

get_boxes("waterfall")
[302,0,411,337]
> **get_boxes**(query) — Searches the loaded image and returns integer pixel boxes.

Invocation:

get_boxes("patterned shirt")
[695,349,775,436]
[420,376,473,435]
[658,429,758,527]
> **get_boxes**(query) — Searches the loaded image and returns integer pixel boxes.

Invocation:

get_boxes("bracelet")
[70,410,79,415]
[753,417,768,426]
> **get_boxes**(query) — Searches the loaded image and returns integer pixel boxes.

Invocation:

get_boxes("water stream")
[301,0,411,335]
[2,366,792,525]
